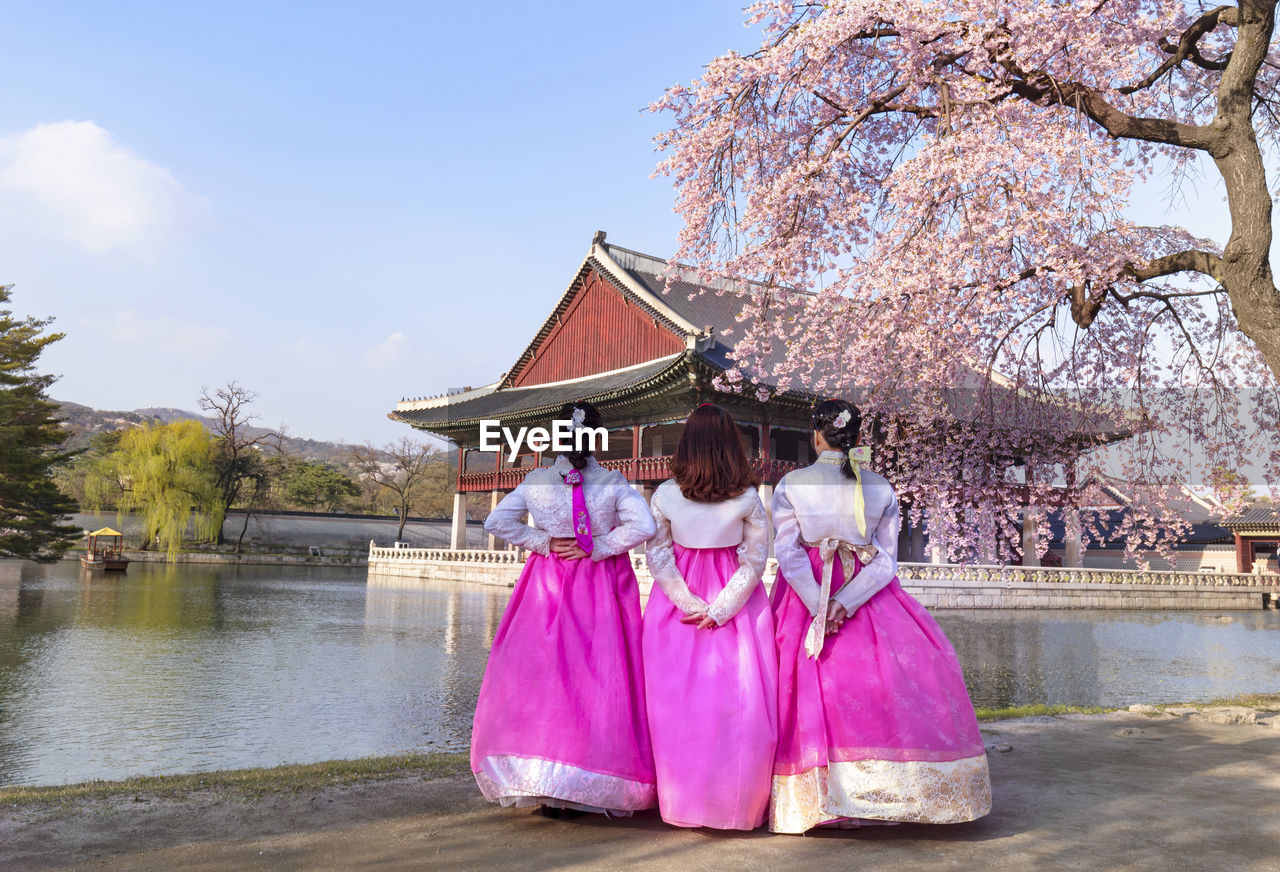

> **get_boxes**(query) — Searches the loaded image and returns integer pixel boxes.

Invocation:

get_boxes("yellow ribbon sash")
[848,445,872,539]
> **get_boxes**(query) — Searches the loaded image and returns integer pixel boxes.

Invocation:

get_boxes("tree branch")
[1120,5,1238,94]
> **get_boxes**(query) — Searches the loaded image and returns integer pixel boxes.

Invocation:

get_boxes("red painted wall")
[511,269,684,387]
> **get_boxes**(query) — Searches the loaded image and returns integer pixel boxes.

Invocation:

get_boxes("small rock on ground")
[1190,706,1258,726]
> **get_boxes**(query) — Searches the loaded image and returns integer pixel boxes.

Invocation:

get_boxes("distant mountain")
[53,400,357,463]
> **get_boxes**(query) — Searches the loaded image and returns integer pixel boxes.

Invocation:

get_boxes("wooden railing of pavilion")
[456,455,803,493]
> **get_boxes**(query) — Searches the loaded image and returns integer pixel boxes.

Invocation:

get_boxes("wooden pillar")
[928,509,947,564]
[487,490,502,551]
[449,492,469,550]
[630,424,642,482]
[1064,508,1083,568]
[1236,533,1247,573]
[1021,508,1040,567]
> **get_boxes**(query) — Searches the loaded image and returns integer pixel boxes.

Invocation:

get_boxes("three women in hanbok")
[642,404,778,830]
[768,399,991,833]
[472,402,658,816]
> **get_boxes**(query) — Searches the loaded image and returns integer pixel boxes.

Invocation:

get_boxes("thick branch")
[1007,76,1219,150]
[1120,5,1238,94]
[1127,249,1226,283]
[1069,249,1227,328]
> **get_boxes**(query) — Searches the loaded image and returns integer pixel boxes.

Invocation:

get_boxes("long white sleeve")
[483,482,550,556]
[644,497,709,617]
[590,481,657,560]
[706,494,768,626]
[771,479,821,616]
[832,491,900,614]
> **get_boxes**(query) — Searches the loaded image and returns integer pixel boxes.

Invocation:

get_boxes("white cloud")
[363,332,407,370]
[0,120,204,254]
[102,310,233,357]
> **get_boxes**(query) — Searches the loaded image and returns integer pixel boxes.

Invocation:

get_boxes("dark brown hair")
[812,398,863,479]
[670,404,759,502]
[554,401,603,470]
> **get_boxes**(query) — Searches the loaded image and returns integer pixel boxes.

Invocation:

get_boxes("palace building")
[389,232,823,551]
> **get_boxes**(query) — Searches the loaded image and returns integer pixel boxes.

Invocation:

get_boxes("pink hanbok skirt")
[769,546,991,833]
[470,551,656,813]
[642,544,778,830]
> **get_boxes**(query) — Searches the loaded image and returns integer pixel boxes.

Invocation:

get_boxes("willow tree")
[86,420,223,560]
[654,1,1280,562]
[0,285,78,562]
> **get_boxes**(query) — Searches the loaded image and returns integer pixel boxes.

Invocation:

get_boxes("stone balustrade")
[367,544,1278,609]
[898,562,1275,588]
[368,544,523,564]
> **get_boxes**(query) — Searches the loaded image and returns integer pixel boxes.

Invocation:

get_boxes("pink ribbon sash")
[563,469,593,554]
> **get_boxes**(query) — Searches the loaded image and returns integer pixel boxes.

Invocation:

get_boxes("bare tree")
[199,381,284,545]
[350,437,441,541]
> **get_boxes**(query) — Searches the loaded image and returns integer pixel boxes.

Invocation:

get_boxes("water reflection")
[0,561,507,787]
[1,561,1277,788]
[936,610,1280,709]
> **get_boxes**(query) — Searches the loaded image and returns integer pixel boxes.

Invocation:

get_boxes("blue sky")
[0,1,759,444]
[0,2,1236,446]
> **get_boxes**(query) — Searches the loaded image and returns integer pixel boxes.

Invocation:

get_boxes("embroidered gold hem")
[769,754,992,833]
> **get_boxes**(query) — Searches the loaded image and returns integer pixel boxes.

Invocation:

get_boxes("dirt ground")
[5,711,1279,872]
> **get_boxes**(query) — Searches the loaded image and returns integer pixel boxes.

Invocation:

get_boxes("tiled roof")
[1221,505,1280,530]
[391,355,685,430]
[606,244,804,375]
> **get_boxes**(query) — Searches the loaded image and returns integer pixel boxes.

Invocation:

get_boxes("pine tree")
[0,285,78,562]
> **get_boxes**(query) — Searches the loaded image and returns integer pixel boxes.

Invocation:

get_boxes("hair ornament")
[833,409,852,429]
[570,406,586,431]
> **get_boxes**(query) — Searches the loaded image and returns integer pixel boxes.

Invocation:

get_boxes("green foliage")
[84,420,223,560]
[269,456,360,512]
[0,286,79,562]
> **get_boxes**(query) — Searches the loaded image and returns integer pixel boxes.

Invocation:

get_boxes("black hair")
[555,401,603,470]
[811,398,863,480]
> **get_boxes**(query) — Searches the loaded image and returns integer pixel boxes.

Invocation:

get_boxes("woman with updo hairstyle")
[767,398,991,833]
[641,402,777,830]
[474,400,658,818]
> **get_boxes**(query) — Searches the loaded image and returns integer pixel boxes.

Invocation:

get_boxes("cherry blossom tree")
[654,1,1280,564]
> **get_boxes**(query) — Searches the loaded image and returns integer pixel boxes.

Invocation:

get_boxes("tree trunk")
[396,508,408,542]
[1214,1,1280,380]
[235,511,252,554]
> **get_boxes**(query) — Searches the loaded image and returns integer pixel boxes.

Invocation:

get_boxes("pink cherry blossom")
[654,1,1280,565]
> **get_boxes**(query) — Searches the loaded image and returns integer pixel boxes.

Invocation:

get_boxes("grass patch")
[975,703,1115,722]
[0,752,468,809]
[1158,693,1280,712]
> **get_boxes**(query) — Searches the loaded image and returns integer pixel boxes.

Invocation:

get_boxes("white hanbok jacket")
[772,450,900,617]
[644,479,768,626]
[483,455,656,559]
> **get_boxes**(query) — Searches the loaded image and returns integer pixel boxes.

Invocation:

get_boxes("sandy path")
[5,712,1279,871]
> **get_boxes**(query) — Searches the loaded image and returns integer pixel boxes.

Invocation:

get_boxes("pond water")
[1,561,1278,787]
